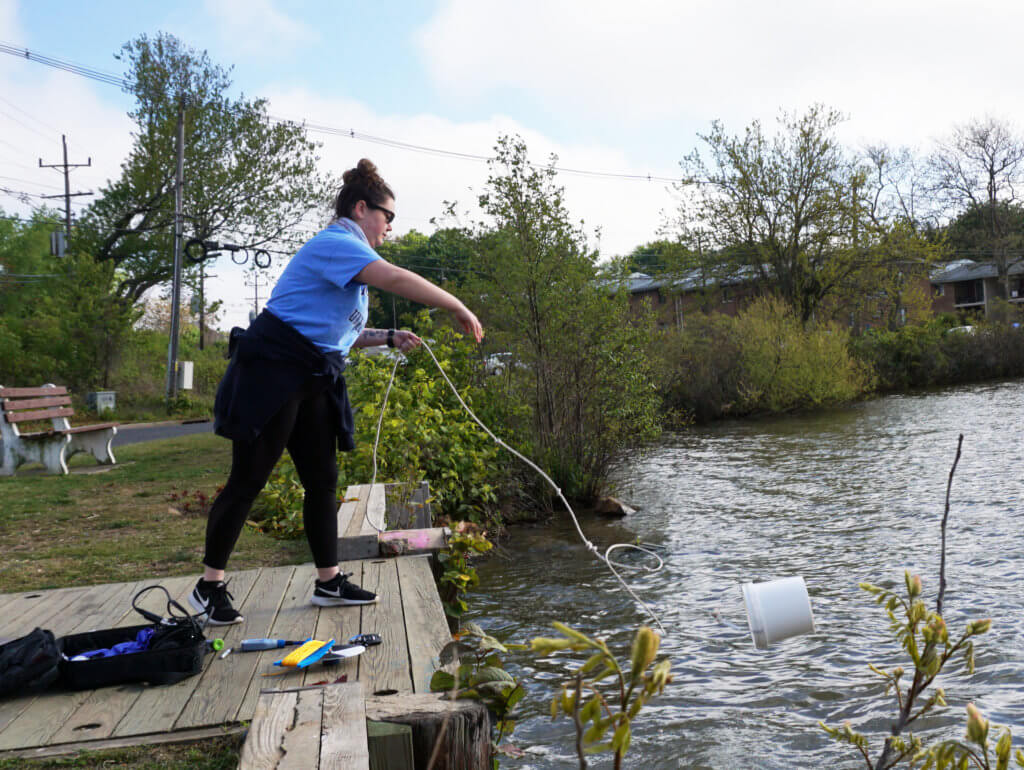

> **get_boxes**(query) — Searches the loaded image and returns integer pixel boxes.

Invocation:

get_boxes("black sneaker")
[311,572,378,606]
[189,579,244,625]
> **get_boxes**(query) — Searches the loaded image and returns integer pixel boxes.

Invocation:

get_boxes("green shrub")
[659,296,871,421]
[734,296,871,413]
[851,319,1024,391]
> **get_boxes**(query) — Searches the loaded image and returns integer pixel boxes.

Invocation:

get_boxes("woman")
[191,159,483,625]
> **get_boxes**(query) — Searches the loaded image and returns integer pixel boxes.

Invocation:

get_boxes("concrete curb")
[118,418,212,431]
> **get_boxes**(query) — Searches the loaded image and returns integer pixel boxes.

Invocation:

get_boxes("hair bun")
[343,158,380,186]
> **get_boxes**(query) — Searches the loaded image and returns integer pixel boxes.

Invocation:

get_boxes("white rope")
[362,341,667,634]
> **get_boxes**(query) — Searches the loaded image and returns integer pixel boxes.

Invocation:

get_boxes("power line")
[0,94,61,136]
[0,40,681,185]
[0,173,63,190]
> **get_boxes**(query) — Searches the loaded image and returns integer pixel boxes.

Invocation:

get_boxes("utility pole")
[199,261,206,351]
[165,100,186,404]
[245,272,268,318]
[39,135,92,243]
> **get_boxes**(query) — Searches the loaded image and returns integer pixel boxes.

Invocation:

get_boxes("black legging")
[203,374,339,570]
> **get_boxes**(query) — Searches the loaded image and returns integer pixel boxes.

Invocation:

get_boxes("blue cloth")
[71,628,155,660]
[265,218,381,354]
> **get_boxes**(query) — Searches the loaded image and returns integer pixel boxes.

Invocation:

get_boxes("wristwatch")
[387,329,396,348]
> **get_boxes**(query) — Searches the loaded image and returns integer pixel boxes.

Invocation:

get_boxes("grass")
[0,734,243,769]
[0,432,308,594]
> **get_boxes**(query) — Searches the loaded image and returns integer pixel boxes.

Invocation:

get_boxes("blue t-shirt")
[265,219,381,354]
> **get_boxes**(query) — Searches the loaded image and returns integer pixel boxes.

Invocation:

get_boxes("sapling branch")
[937,433,963,617]
[572,674,587,770]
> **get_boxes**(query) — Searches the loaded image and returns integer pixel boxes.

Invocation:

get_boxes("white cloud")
[201,0,318,57]
[416,0,1024,149]
[0,0,21,39]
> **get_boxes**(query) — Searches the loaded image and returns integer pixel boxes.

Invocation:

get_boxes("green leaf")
[429,670,456,692]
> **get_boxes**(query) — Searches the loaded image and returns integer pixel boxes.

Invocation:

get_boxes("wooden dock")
[0,556,443,757]
[0,482,491,768]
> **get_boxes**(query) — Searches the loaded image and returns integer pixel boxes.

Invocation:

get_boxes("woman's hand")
[453,305,484,343]
[392,329,421,353]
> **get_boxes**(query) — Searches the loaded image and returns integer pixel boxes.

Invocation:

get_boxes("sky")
[3,0,1024,329]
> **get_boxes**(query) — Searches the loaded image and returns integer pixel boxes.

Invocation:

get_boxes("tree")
[373,227,476,329]
[77,33,333,302]
[849,146,948,330]
[463,135,660,501]
[673,105,873,323]
[0,210,136,390]
[928,117,1024,298]
[944,200,1024,265]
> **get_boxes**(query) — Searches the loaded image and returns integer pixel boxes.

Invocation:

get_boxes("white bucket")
[741,576,815,650]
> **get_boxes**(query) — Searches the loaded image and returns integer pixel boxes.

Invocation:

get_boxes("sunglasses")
[366,202,395,224]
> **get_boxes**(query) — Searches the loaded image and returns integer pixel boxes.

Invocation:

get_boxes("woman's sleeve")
[320,238,382,288]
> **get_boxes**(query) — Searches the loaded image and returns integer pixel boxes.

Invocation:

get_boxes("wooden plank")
[383,481,431,530]
[0,586,89,632]
[0,386,69,398]
[0,586,95,641]
[235,570,319,722]
[378,528,448,558]
[410,482,431,530]
[0,396,72,411]
[64,423,118,434]
[300,561,364,689]
[396,556,452,693]
[320,681,369,770]
[0,723,247,761]
[0,579,149,750]
[343,485,371,538]
[335,490,361,540]
[175,565,296,730]
[358,484,386,536]
[367,720,414,770]
[357,561,412,695]
[5,407,74,423]
[238,688,324,770]
[336,534,379,562]
[110,570,260,739]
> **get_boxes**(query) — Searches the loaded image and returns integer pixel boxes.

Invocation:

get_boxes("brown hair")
[334,159,394,220]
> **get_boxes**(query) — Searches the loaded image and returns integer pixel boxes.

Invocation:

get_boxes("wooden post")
[365,694,491,770]
[367,720,414,770]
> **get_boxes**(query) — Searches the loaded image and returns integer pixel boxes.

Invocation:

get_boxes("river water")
[465,379,1024,769]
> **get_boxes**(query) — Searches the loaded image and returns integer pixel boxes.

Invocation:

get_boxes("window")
[954,279,984,305]
[932,284,945,297]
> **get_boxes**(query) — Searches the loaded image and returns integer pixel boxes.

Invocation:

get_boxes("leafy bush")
[659,296,871,421]
[851,319,1024,391]
[734,296,871,412]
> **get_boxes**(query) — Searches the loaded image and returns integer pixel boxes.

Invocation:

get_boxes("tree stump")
[364,693,491,770]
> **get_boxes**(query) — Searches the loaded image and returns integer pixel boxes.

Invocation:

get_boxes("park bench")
[0,384,118,476]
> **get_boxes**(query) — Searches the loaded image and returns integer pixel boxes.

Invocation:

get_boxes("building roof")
[931,259,1024,284]
[616,266,759,294]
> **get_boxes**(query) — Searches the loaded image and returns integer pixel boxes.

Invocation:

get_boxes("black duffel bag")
[59,585,209,690]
